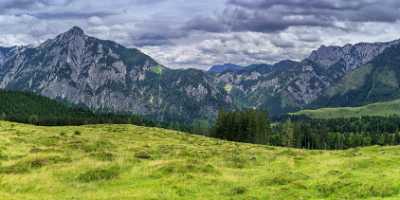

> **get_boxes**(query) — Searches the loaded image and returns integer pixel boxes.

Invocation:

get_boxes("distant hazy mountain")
[1,26,400,122]
[208,63,242,73]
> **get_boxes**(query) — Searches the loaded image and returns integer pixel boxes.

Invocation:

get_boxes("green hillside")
[0,90,92,121]
[0,90,149,126]
[0,121,400,199]
[314,42,400,108]
[294,99,400,119]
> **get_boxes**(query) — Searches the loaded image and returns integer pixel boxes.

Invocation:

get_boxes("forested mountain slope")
[0,90,148,125]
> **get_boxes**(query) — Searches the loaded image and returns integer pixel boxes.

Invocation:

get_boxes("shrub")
[152,160,218,178]
[230,186,247,195]
[260,172,310,186]
[77,166,120,182]
[134,151,151,159]
[91,151,114,161]
[82,140,113,153]
[0,151,8,160]
[0,156,70,174]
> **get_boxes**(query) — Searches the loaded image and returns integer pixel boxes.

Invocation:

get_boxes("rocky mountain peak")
[63,26,85,37]
[208,63,242,73]
[307,39,400,72]
[47,26,87,46]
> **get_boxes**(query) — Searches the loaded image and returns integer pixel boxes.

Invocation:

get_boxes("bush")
[230,186,247,195]
[82,140,113,153]
[77,166,120,182]
[91,151,114,161]
[0,156,70,174]
[260,172,310,186]
[134,151,151,159]
[0,151,8,160]
[152,160,218,178]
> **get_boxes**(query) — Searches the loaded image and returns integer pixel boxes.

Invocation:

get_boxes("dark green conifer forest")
[0,90,152,126]
[212,109,400,149]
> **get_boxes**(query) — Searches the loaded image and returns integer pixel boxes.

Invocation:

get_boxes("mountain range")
[1,26,400,123]
[208,63,243,73]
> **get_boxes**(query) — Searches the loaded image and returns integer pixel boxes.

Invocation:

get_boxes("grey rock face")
[0,27,231,122]
[208,63,242,73]
[215,60,331,112]
[308,40,400,71]
[0,47,18,67]
[213,39,400,114]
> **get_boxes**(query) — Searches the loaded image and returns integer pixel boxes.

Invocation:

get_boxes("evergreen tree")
[213,109,272,144]
[282,120,295,147]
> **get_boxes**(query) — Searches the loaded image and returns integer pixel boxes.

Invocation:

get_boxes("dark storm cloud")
[0,0,74,11]
[227,0,368,10]
[271,39,295,48]
[185,0,400,33]
[129,19,189,47]
[184,17,227,33]
[132,33,177,46]
[32,11,116,20]
[131,0,167,5]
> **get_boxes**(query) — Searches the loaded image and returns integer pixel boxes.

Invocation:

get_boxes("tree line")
[211,109,272,144]
[211,109,400,149]
[0,90,156,126]
[272,118,400,149]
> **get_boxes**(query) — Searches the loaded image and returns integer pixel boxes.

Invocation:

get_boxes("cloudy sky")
[1,0,400,69]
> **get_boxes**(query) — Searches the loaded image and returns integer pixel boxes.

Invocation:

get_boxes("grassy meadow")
[0,121,400,199]
[293,99,400,119]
